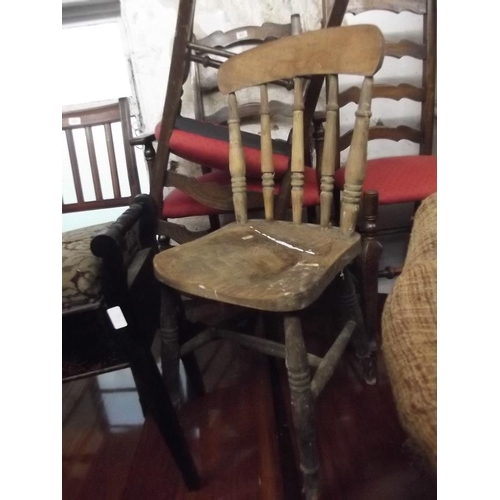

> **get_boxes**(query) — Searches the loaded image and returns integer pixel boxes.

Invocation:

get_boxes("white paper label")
[236,30,248,40]
[107,306,128,329]
[68,117,81,125]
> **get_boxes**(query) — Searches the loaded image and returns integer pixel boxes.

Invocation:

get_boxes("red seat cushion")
[334,155,437,205]
[156,117,291,179]
[163,168,320,218]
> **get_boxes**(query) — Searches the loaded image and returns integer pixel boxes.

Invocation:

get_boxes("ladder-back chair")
[314,0,436,344]
[153,25,384,499]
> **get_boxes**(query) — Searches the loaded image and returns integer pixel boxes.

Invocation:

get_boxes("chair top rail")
[62,101,122,130]
[218,25,385,95]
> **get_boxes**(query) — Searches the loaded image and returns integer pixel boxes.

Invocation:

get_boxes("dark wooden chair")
[62,99,200,489]
[133,13,329,246]
[153,25,385,499]
[313,0,436,344]
[62,98,145,214]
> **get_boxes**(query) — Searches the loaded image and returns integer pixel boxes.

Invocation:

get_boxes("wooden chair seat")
[154,220,361,312]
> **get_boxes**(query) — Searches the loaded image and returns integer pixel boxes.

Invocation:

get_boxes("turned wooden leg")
[336,269,376,385]
[283,314,319,500]
[357,191,383,350]
[174,294,205,398]
[160,285,183,408]
[208,214,221,232]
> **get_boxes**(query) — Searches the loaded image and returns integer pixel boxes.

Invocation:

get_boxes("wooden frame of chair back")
[218,25,384,234]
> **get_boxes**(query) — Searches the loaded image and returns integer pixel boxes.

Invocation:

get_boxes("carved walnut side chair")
[314,0,436,345]
[153,25,385,499]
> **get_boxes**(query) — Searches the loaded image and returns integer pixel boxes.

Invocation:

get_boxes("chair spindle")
[85,126,103,201]
[291,77,304,224]
[227,92,248,224]
[104,122,122,199]
[320,74,339,228]
[65,129,84,204]
[260,84,275,221]
[340,76,374,237]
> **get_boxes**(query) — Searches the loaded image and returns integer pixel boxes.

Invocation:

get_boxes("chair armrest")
[91,195,158,301]
[129,133,156,147]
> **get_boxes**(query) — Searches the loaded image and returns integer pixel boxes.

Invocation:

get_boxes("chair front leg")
[283,313,319,500]
[160,285,183,408]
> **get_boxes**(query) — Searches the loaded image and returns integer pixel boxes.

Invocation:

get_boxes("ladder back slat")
[340,77,374,236]
[260,84,275,220]
[84,126,103,201]
[65,129,84,204]
[104,123,121,199]
[320,75,339,228]
[385,40,425,60]
[227,93,247,224]
[291,77,305,224]
[346,0,427,15]
[339,125,423,151]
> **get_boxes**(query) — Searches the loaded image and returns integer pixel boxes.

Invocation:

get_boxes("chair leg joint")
[311,320,355,398]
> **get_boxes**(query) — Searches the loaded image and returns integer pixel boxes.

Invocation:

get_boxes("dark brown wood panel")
[85,126,103,201]
[62,98,144,214]
[104,122,121,199]
[62,101,121,129]
[65,128,84,205]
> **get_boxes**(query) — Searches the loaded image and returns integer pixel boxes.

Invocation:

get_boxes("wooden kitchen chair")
[136,13,325,245]
[314,0,436,344]
[153,25,384,499]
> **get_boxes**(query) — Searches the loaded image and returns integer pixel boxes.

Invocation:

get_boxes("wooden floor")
[62,296,436,500]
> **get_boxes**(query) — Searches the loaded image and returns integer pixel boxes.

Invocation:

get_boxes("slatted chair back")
[189,16,301,126]
[218,25,385,235]
[62,98,142,214]
[320,0,436,168]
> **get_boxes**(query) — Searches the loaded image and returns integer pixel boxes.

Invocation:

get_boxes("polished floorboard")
[62,297,436,500]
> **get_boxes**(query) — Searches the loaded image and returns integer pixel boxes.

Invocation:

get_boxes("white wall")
[120,0,322,133]
[62,21,151,231]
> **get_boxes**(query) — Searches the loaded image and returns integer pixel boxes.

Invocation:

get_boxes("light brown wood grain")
[291,77,305,224]
[320,74,339,228]
[218,25,384,94]
[260,84,275,220]
[227,92,248,224]
[340,77,374,237]
[154,219,361,312]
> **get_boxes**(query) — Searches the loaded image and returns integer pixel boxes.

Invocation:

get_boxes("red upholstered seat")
[156,118,291,179]
[334,155,437,205]
[163,167,320,218]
